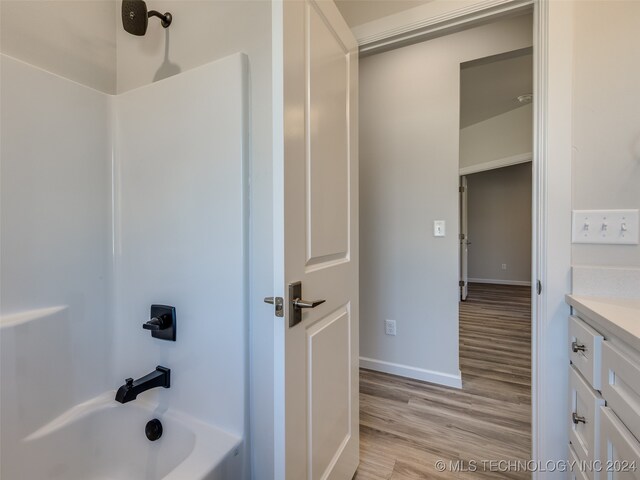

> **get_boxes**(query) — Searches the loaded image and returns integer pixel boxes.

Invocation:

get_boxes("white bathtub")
[1,392,242,480]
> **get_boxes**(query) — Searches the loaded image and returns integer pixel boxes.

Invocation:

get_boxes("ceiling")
[335,0,433,28]
[334,2,533,129]
[460,49,533,128]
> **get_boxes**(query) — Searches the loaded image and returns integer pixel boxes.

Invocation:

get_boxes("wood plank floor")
[355,283,531,479]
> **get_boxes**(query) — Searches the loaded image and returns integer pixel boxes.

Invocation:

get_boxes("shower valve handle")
[143,305,177,341]
[143,316,167,331]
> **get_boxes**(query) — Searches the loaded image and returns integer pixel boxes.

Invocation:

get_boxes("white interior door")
[273,1,359,479]
[460,175,468,301]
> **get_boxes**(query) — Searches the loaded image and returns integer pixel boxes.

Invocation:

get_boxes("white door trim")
[354,0,533,55]
[351,0,572,477]
[531,0,573,471]
[531,1,545,469]
[460,176,469,301]
[272,2,286,479]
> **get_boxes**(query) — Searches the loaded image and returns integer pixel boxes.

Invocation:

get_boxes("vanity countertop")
[566,294,640,350]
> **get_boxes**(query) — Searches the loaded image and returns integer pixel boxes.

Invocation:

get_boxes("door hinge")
[459,186,465,193]
[263,296,284,317]
[536,280,542,295]
[459,280,465,287]
[459,233,465,240]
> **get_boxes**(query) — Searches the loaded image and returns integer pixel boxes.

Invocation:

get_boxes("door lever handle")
[293,298,326,309]
[572,341,586,353]
[572,412,586,425]
[288,281,325,328]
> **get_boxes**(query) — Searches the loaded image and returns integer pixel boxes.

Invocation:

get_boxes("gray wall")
[460,104,532,170]
[467,163,532,284]
[359,13,532,382]
[571,0,640,268]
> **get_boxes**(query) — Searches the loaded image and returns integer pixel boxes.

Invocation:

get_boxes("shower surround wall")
[112,54,248,437]
[0,53,248,479]
[114,5,275,473]
[0,55,113,453]
[2,1,273,475]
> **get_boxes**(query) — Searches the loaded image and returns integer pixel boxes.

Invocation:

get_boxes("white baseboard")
[360,357,462,389]
[468,278,532,287]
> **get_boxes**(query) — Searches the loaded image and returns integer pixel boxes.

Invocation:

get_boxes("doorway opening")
[458,46,534,467]
[356,11,534,478]
[459,47,533,300]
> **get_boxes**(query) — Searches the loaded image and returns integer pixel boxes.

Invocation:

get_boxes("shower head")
[122,0,172,36]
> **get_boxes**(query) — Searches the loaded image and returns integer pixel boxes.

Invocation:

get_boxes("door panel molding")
[307,306,352,480]
[305,1,351,267]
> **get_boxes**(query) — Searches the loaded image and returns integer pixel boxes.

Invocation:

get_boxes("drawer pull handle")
[572,412,586,425]
[572,341,586,353]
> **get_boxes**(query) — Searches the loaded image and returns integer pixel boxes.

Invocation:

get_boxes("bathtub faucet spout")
[115,366,170,404]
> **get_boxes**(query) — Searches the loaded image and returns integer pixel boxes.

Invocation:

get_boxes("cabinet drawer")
[570,444,591,480]
[599,407,640,480]
[570,315,604,390]
[601,341,640,442]
[570,365,605,478]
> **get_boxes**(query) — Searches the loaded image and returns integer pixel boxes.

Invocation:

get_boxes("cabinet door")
[602,341,640,441]
[570,444,591,480]
[599,407,640,480]
[570,365,605,477]
[570,315,603,390]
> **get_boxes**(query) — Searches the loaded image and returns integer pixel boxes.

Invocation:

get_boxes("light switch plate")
[434,220,446,237]
[572,209,639,245]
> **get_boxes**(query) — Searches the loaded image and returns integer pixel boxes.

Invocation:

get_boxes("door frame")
[459,175,468,301]
[351,0,572,476]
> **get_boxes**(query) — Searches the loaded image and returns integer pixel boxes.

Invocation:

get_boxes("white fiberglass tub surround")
[0,53,248,479]
[6,393,241,480]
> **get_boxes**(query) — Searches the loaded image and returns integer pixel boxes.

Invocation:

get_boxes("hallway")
[355,283,531,479]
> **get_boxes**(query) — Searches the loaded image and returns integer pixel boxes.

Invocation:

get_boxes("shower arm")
[147,10,172,28]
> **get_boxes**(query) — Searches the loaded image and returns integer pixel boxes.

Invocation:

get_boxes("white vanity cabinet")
[600,407,640,480]
[570,315,603,390]
[566,296,640,480]
[569,364,605,471]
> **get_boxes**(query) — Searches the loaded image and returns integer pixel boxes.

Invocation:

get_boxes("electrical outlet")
[384,319,396,336]
[501,264,507,270]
